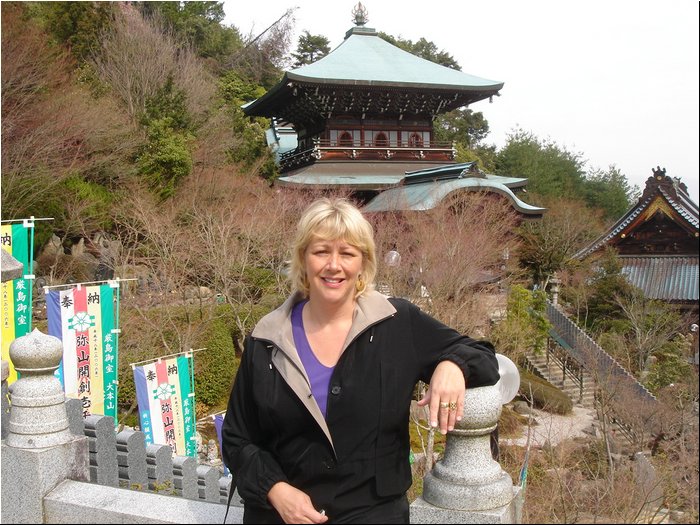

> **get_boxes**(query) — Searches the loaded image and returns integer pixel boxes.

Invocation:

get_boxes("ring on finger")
[448,401,457,411]
[439,402,449,409]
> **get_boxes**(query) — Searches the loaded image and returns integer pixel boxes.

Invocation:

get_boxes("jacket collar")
[251,290,396,454]
[252,289,397,352]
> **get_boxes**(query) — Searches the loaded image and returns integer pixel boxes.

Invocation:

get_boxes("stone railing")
[1,328,521,524]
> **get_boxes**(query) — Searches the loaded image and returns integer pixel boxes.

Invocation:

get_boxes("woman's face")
[304,237,364,306]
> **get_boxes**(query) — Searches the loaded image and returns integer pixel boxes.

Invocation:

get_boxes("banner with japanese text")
[1,222,35,384]
[133,354,197,457]
[47,284,119,420]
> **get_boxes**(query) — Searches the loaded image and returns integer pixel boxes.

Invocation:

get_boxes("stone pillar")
[1,329,89,523]
[410,385,521,524]
[84,414,119,486]
[549,276,561,306]
[1,249,23,441]
[1,360,9,440]
[173,454,198,499]
[116,428,148,489]
[197,464,221,502]
[147,443,174,492]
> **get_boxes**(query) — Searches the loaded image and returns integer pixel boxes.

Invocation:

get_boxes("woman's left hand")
[417,360,465,434]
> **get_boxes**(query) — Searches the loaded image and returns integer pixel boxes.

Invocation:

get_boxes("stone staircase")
[525,352,596,409]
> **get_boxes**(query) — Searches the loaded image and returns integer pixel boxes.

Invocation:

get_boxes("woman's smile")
[306,238,363,303]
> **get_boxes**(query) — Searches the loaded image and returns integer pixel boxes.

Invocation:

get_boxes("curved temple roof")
[574,169,698,305]
[244,27,503,119]
[575,170,699,260]
[362,176,545,216]
[365,161,542,215]
[287,27,503,91]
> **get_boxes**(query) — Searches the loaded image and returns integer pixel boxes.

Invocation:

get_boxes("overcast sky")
[223,0,699,203]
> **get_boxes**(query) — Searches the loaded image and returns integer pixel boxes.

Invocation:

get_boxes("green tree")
[291,30,330,67]
[219,70,265,105]
[218,71,276,178]
[137,119,193,199]
[142,75,192,132]
[434,108,490,148]
[495,129,586,199]
[517,198,605,289]
[644,335,693,393]
[137,1,242,63]
[379,32,460,70]
[581,248,642,333]
[491,284,552,359]
[581,165,637,221]
[38,1,116,61]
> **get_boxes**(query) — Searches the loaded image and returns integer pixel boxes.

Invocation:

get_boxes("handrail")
[314,139,455,148]
[545,300,661,442]
[279,143,454,161]
[546,343,586,391]
[546,301,657,402]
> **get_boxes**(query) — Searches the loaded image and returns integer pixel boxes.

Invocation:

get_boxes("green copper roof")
[403,162,527,187]
[362,177,546,216]
[276,161,530,191]
[243,28,504,120]
[287,28,504,91]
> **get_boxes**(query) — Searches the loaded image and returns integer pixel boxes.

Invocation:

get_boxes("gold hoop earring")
[356,275,365,292]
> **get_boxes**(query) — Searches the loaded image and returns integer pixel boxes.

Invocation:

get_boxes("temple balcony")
[279,139,457,172]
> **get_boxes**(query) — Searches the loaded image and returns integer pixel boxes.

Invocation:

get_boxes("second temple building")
[242,3,546,219]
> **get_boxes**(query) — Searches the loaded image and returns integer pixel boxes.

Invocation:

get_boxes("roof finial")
[352,2,369,26]
[652,166,666,179]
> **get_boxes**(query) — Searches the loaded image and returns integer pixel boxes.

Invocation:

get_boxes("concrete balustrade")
[1,326,521,523]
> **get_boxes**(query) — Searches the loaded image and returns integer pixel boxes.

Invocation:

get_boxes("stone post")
[147,443,174,492]
[549,276,561,306]
[196,464,221,502]
[1,249,23,441]
[84,414,119,486]
[173,454,198,499]
[1,360,9,440]
[116,428,148,489]
[1,329,89,524]
[410,385,522,523]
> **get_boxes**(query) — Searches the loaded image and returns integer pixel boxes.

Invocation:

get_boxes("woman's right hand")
[267,482,329,524]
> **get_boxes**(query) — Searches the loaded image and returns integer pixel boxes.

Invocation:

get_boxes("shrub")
[119,303,241,409]
[137,118,193,198]
[519,368,573,415]
[193,305,240,415]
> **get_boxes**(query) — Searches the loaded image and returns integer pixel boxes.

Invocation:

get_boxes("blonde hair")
[290,198,377,299]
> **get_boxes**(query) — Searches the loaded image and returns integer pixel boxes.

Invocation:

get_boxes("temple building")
[243,3,545,218]
[575,167,699,316]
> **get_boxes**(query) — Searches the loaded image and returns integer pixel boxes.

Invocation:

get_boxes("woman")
[222,198,499,524]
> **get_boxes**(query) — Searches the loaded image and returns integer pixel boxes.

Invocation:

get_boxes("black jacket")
[221,291,499,522]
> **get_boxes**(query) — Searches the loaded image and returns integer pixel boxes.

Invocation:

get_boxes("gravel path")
[502,405,598,448]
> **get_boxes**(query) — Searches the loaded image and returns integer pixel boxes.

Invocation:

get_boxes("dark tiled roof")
[573,196,651,259]
[575,173,698,260]
[659,186,699,229]
[620,255,699,301]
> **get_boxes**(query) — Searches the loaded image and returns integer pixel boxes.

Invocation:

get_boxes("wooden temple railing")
[279,140,457,171]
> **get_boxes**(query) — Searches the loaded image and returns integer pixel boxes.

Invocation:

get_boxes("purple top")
[291,301,335,418]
